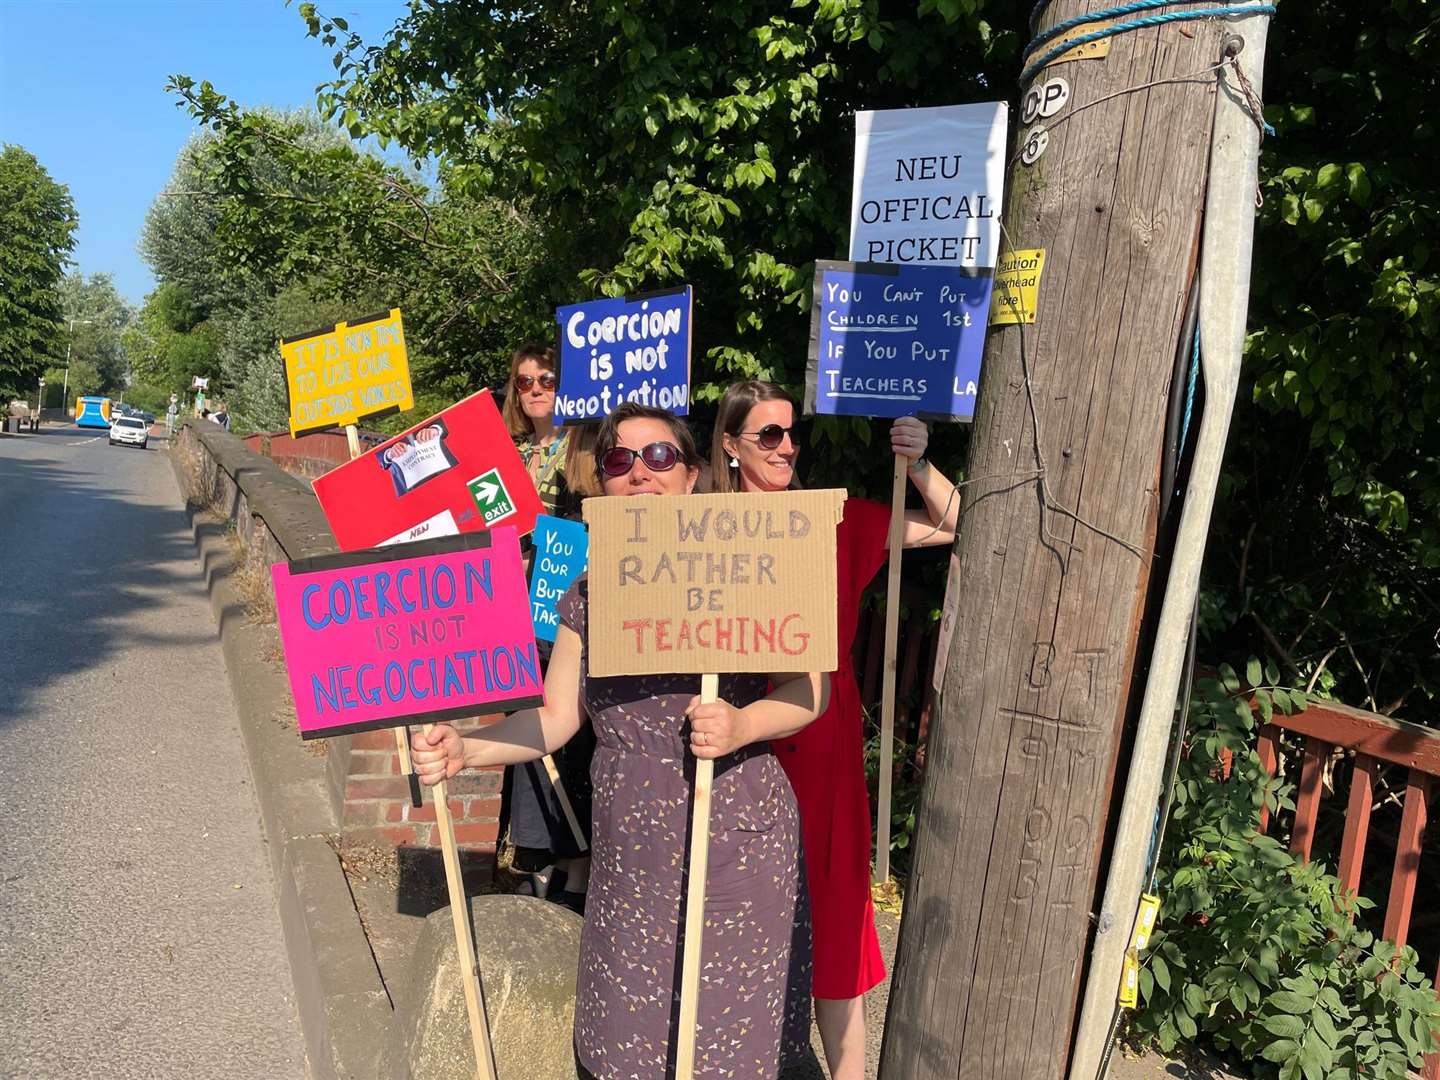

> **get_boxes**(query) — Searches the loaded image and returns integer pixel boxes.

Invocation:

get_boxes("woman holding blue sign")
[711,379,959,1080]
[414,403,823,1080]
[501,340,595,910]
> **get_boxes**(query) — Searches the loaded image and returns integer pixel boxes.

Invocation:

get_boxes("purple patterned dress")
[559,578,812,1078]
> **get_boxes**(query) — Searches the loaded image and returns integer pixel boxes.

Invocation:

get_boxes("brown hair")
[709,380,799,494]
[501,341,556,439]
[562,422,603,500]
[593,403,702,484]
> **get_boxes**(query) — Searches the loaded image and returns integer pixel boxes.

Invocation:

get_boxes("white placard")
[849,102,1009,270]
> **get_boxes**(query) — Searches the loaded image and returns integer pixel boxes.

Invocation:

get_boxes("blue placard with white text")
[528,515,589,642]
[553,286,692,424]
[804,261,991,421]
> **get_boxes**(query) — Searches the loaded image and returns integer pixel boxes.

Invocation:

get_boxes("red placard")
[313,390,543,551]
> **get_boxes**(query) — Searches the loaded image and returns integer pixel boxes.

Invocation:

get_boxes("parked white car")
[109,416,149,449]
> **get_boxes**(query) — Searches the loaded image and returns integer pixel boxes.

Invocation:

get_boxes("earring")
[728,457,738,469]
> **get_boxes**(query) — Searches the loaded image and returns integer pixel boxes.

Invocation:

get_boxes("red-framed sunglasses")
[599,441,683,478]
[738,423,801,450]
[514,372,558,392]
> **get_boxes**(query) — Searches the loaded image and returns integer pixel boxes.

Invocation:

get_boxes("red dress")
[774,497,890,999]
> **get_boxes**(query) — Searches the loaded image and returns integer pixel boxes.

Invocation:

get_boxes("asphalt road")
[0,427,307,1078]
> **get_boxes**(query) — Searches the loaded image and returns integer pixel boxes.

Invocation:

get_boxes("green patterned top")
[516,429,571,517]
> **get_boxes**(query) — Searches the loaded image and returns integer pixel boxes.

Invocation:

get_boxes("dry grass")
[224,529,278,625]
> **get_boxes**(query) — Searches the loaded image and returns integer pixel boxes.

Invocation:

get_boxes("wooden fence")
[1257,699,1439,1078]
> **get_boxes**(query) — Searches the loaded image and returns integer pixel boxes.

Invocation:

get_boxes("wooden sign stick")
[674,672,719,1080]
[345,422,423,807]
[424,722,499,1080]
[540,753,589,853]
[873,453,908,885]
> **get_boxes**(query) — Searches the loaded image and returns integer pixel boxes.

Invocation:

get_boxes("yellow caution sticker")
[1043,20,1114,69]
[1119,948,1140,1009]
[1118,893,1161,1009]
[990,248,1047,326]
[1132,893,1161,952]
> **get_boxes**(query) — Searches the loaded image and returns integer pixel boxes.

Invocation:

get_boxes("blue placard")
[553,286,693,424]
[528,515,589,642]
[804,261,992,421]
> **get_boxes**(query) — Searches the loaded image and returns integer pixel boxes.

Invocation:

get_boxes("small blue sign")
[529,515,589,642]
[805,261,992,421]
[553,286,693,424]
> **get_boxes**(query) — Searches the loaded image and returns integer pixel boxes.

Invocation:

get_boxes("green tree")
[1201,1,1440,713]
[127,282,221,397]
[0,145,78,402]
[170,0,1014,468]
[55,273,135,398]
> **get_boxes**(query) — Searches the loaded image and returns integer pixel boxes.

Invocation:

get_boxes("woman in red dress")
[710,380,960,1079]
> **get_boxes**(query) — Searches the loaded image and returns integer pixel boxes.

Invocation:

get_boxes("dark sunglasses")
[514,372,558,392]
[739,424,801,450]
[599,441,683,478]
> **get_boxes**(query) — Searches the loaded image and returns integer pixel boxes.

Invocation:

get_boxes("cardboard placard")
[805,260,990,421]
[553,286,692,423]
[529,515,588,643]
[270,530,542,740]
[282,308,414,436]
[582,490,845,677]
[312,390,542,551]
[849,103,1009,270]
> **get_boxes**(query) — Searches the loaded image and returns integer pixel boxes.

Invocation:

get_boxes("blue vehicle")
[75,396,113,429]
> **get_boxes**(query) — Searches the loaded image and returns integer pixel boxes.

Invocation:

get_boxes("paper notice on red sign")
[312,390,542,552]
[271,530,542,740]
[582,490,845,677]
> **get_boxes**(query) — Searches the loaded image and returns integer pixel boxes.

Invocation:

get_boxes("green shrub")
[1131,661,1440,1079]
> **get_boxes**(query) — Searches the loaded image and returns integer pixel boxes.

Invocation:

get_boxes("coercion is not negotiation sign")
[271,531,542,740]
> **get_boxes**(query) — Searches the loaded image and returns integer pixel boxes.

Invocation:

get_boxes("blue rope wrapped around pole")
[1019,2,1278,85]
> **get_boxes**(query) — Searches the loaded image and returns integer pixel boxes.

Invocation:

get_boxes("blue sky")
[0,0,411,306]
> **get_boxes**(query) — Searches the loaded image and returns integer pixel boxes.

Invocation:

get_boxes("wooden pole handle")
[874,453,907,885]
[540,753,589,853]
[674,672,719,1080]
[346,423,424,807]
[424,723,499,1080]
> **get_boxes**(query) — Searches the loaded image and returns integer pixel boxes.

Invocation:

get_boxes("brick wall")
[339,718,505,856]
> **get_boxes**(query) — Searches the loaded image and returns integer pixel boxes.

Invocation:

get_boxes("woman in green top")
[502,341,593,909]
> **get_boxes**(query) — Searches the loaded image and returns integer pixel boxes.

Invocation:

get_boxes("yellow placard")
[990,248,1047,326]
[582,490,845,678]
[1043,20,1114,69]
[282,308,414,435]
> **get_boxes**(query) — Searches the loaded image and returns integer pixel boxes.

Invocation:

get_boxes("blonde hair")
[709,380,799,494]
[501,341,556,439]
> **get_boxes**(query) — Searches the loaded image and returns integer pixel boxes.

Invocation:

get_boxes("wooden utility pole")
[881,6,1253,1078]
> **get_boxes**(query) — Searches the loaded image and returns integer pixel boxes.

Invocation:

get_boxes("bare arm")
[890,416,959,549]
[411,626,585,782]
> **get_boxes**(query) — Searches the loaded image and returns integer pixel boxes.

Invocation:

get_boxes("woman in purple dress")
[412,403,825,1079]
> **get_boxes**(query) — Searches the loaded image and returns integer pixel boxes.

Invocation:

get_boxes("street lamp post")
[60,316,95,420]
[35,376,45,430]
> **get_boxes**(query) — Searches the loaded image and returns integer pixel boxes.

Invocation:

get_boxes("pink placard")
[270,528,542,739]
